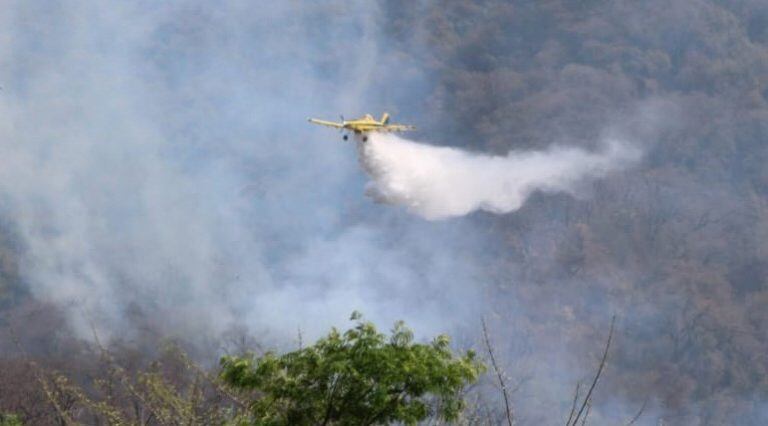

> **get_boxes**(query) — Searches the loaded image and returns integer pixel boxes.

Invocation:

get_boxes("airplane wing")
[308,118,344,129]
[382,124,416,132]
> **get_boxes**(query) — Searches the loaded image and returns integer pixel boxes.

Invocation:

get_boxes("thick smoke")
[0,1,486,346]
[359,134,640,219]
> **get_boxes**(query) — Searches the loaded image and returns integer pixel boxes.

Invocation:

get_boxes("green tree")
[220,313,485,426]
[0,413,22,426]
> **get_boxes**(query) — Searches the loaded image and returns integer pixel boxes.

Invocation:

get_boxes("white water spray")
[358,134,641,220]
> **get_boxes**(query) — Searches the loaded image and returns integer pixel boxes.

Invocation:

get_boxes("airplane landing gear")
[363,136,368,142]
[343,135,348,141]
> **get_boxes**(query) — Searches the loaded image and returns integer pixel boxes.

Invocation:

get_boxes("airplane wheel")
[363,136,368,142]
[343,135,348,141]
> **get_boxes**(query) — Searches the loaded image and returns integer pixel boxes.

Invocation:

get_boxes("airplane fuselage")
[342,117,385,134]
[307,113,413,141]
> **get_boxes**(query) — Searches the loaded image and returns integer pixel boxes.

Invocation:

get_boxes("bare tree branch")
[481,317,513,426]
[569,315,616,426]
[626,398,648,425]
[7,317,75,425]
[580,402,591,426]
[566,382,581,426]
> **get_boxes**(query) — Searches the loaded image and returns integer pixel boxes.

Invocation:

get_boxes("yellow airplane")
[308,113,415,141]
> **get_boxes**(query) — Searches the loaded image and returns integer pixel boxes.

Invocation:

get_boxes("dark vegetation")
[2,0,768,424]
[379,0,768,423]
[0,312,484,425]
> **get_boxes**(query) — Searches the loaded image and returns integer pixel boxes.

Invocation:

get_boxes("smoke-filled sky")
[0,1,502,344]
[0,0,641,341]
[2,1,768,424]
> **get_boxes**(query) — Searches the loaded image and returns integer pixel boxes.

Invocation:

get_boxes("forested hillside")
[381,1,768,423]
[1,0,767,424]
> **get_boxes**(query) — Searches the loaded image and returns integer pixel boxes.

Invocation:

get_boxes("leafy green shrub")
[221,313,485,425]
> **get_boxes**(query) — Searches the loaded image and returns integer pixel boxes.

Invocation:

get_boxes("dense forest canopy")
[1,0,767,424]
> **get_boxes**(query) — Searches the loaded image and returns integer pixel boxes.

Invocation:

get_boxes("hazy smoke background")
[359,134,640,219]
[0,1,491,346]
[1,0,768,424]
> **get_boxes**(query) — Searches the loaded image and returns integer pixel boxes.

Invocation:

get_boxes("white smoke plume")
[358,133,642,220]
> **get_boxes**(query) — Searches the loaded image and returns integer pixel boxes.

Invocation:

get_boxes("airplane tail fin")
[381,112,390,124]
